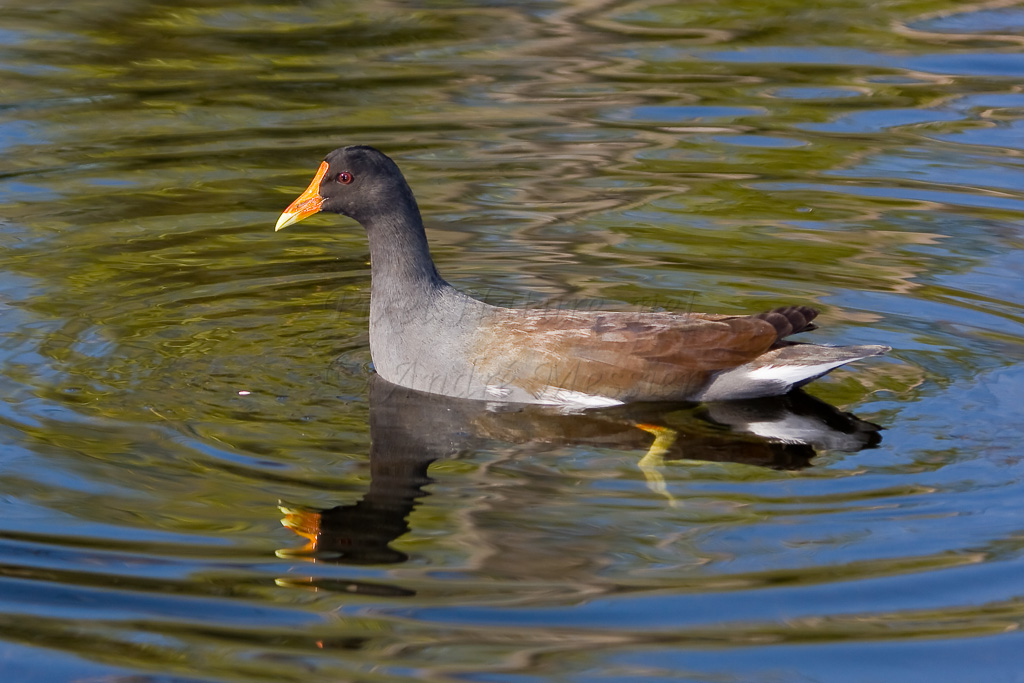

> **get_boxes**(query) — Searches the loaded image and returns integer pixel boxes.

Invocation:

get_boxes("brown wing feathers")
[478,305,823,400]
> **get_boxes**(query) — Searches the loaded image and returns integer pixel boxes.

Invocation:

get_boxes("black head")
[275,146,418,231]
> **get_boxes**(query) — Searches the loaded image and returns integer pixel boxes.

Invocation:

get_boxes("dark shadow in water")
[277,375,880,581]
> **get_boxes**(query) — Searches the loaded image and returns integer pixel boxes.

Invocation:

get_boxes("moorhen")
[275,146,888,408]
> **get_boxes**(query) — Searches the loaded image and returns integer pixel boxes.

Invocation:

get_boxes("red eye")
[336,172,353,184]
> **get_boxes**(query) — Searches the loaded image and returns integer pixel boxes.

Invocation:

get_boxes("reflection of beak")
[278,504,321,553]
[275,161,329,231]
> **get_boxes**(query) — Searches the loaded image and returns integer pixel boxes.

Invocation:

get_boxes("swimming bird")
[275,146,887,408]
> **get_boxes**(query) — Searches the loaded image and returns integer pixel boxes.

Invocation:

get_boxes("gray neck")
[364,208,447,312]
[359,199,491,393]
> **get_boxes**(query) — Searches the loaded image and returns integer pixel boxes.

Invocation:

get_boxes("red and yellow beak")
[275,161,329,231]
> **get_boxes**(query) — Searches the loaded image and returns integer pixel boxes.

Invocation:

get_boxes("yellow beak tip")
[274,212,298,231]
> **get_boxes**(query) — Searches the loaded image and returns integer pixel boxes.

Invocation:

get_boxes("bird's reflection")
[277,374,881,573]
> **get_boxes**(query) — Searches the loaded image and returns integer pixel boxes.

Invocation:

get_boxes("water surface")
[1,0,1023,681]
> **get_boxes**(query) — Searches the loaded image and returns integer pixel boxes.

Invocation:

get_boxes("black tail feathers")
[754,305,819,339]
